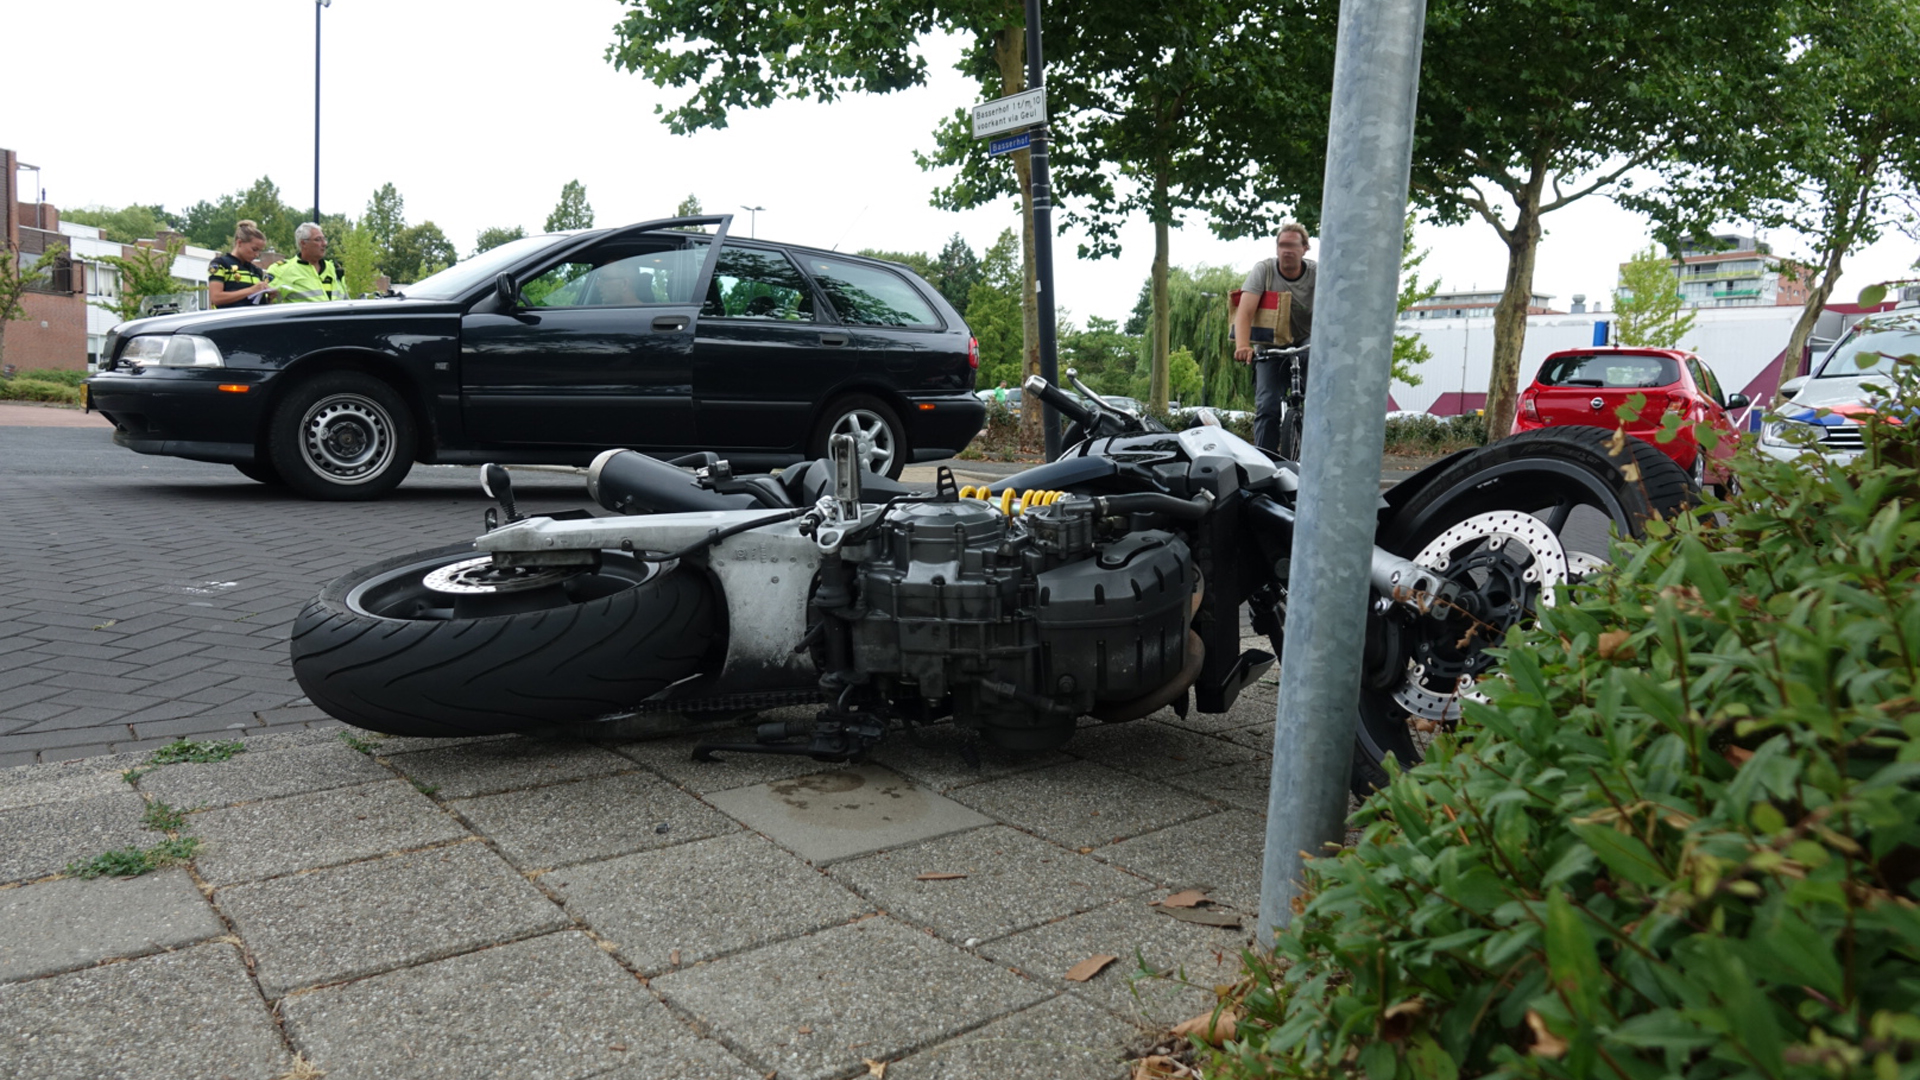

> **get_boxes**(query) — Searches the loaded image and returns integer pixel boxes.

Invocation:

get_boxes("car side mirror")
[1777,376,1807,401]
[1726,393,1750,410]
[494,272,520,311]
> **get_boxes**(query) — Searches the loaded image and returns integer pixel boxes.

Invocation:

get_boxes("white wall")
[1391,305,1848,415]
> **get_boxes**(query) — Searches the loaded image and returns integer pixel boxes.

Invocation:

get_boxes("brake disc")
[1390,510,1572,721]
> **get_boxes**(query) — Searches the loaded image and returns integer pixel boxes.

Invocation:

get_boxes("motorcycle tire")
[289,544,717,737]
[1348,426,1696,795]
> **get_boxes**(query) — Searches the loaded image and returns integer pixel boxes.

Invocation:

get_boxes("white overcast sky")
[11,0,1914,324]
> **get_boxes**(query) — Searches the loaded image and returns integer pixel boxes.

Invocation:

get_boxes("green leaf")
[1758,905,1845,1000]
[1545,888,1602,1019]
[1571,824,1670,889]
[1405,1031,1459,1080]
[1360,1039,1398,1080]
[1857,283,1889,306]
[1608,1010,1716,1052]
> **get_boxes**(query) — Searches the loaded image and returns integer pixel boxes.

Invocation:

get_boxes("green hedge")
[0,378,84,405]
[15,368,89,387]
[1217,366,1920,1078]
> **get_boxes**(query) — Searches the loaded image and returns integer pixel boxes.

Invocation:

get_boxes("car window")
[701,245,815,322]
[802,259,940,328]
[1689,358,1727,405]
[521,239,711,309]
[1815,327,1920,379]
[400,233,574,300]
[1536,353,1678,388]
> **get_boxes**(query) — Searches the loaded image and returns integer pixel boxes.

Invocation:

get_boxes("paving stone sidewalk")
[0,664,1287,1080]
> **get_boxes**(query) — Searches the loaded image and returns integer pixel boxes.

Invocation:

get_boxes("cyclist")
[1232,223,1317,454]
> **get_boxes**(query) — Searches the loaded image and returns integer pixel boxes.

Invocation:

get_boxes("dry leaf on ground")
[1170,1007,1242,1046]
[1154,889,1208,908]
[1064,954,1120,981]
[1132,1055,1194,1078]
[863,1057,889,1077]
[914,872,967,880]
[1155,906,1242,929]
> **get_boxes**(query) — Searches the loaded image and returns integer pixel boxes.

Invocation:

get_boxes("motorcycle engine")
[841,498,1197,751]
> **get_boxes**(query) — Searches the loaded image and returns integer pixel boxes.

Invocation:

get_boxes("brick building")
[4,148,88,373]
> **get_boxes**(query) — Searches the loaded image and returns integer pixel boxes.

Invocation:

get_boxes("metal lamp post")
[313,0,331,223]
[740,205,765,239]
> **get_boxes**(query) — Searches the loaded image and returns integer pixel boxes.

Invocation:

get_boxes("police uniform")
[268,257,348,303]
[209,252,270,306]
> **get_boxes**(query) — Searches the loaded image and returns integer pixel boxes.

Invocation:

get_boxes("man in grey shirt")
[1232,223,1316,454]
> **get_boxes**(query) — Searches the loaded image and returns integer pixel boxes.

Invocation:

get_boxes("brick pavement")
[0,425,596,766]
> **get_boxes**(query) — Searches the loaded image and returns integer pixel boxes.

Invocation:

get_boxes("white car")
[1759,315,1920,463]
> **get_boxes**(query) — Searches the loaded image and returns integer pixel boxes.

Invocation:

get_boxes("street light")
[313,0,331,224]
[17,162,43,229]
[740,205,765,239]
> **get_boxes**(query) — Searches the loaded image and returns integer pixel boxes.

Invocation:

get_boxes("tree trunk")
[1783,144,1880,379]
[1784,246,1846,381]
[1149,172,1171,412]
[993,25,1043,448]
[1483,185,1543,442]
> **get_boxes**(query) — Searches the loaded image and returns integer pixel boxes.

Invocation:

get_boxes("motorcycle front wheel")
[290,544,718,737]
[1350,425,1697,793]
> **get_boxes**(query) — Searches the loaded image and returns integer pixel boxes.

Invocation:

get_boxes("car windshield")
[1814,326,1920,379]
[1536,352,1679,388]
[397,233,580,300]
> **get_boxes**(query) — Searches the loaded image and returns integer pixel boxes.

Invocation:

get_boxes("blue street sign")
[988,132,1032,157]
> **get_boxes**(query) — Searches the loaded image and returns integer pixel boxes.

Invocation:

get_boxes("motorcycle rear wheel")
[290,544,717,737]
[1350,426,1697,794]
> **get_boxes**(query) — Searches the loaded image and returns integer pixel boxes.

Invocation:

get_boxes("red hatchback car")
[1513,347,1749,488]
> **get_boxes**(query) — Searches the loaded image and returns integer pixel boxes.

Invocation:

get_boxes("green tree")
[1166,347,1202,405]
[336,223,379,298]
[1,242,68,362]
[1392,214,1439,387]
[674,193,703,217]
[181,178,298,254]
[964,228,1025,390]
[1058,315,1144,397]
[930,233,982,318]
[1612,245,1698,348]
[92,239,188,323]
[1408,0,1792,440]
[386,222,457,283]
[1742,0,1920,376]
[927,1,1319,413]
[545,180,594,232]
[473,225,526,255]
[362,182,407,273]
[60,205,183,245]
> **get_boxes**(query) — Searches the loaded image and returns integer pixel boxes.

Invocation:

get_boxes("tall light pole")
[313,0,331,224]
[740,205,765,239]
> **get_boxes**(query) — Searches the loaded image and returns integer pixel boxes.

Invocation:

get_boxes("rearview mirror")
[1726,393,1751,410]
[494,272,520,310]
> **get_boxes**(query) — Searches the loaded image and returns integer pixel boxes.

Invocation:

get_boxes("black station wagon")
[86,215,984,498]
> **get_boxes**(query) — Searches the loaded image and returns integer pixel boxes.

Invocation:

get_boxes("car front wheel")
[811,394,907,479]
[268,372,415,500]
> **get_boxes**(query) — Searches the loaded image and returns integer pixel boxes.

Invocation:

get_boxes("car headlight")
[120,334,224,369]
[1760,417,1817,448]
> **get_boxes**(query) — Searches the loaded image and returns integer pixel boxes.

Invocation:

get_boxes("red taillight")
[1522,393,1541,422]
[968,336,979,370]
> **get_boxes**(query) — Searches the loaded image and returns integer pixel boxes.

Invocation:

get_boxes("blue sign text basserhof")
[970,87,1048,140]
[988,132,1032,157]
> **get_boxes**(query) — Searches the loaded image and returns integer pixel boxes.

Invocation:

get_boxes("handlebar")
[1021,373,1096,427]
[1252,342,1310,360]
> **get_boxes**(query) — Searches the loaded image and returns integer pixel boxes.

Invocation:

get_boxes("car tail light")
[1522,392,1541,422]
[968,337,979,370]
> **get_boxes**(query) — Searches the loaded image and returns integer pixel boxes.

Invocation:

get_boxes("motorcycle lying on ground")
[290,367,1694,794]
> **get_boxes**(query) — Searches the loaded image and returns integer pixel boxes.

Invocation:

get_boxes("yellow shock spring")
[957,486,1068,515]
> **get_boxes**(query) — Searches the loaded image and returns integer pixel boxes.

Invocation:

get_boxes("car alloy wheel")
[814,394,907,479]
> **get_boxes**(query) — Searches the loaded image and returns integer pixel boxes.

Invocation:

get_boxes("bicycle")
[1253,341,1311,460]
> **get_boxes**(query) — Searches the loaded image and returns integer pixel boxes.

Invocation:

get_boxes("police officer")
[268,222,348,303]
[208,220,277,307]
